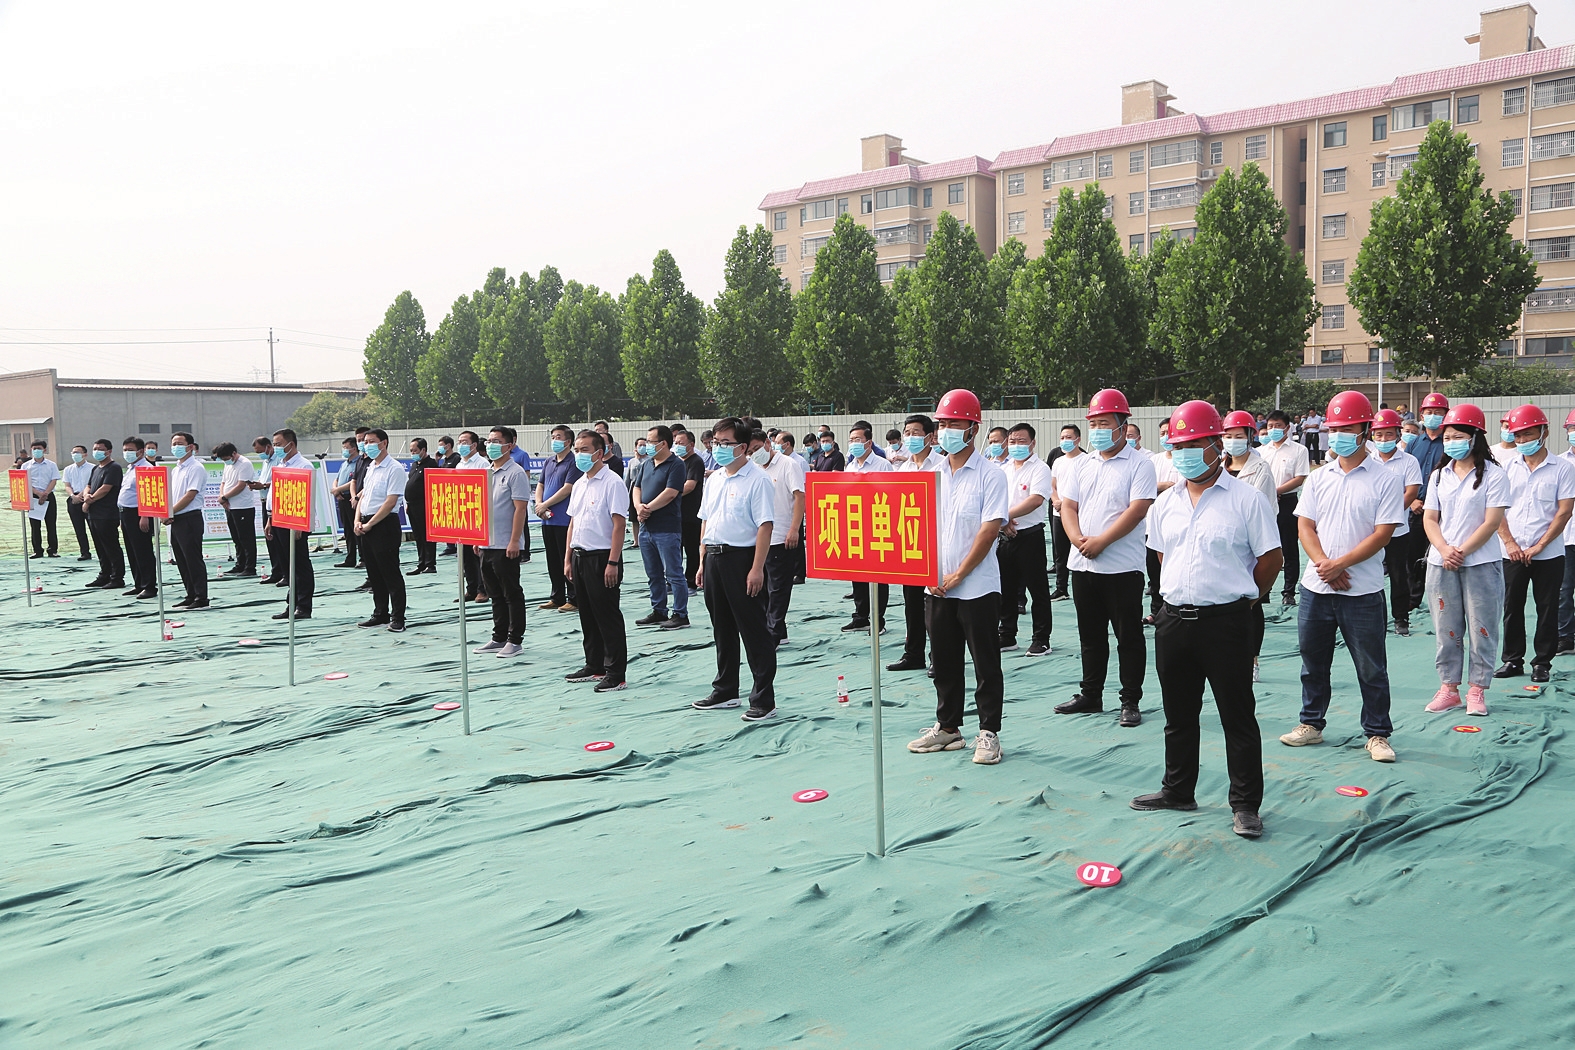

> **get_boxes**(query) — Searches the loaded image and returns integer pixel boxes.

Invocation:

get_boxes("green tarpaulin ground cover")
[3,547,1573,1048]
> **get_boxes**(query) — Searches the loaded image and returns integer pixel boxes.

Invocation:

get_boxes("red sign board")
[805,471,939,587]
[7,469,28,513]
[425,469,490,545]
[135,465,171,520]
[270,467,313,532]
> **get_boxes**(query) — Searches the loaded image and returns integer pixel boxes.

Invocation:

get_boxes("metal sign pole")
[20,516,32,606]
[869,599,885,858]
[458,551,471,735]
[287,530,297,686]
[155,526,166,640]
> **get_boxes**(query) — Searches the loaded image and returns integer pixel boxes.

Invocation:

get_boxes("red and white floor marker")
[1076,862,1123,887]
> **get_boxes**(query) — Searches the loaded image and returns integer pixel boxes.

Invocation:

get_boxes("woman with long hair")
[1422,404,1510,716]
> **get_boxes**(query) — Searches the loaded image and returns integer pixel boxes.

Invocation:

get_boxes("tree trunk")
[586,399,592,424]
[1229,369,1237,410]
[520,402,526,426]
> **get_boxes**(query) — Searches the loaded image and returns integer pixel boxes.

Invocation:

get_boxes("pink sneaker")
[1465,685,1488,717]
[1426,686,1462,713]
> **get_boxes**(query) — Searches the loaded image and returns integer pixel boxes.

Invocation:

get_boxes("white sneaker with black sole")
[692,694,740,710]
[972,730,1002,764]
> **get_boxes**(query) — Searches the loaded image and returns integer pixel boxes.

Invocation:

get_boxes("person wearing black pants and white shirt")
[118,438,157,599]
[267,430,317,621]
[1056,389,1158,727]
[842,423,892,633]
[1495,404,1575,684]
[24,441,60,558]
[62,446,94,560]
[80,439,125,589]
[997,422,1054,656]
[1260,410,1309,607]
[473,427,532,656]
[214,442,258,577]
[252,437,285,585]
[887,415,943,673]
[404,438,439,574]
[166,433,209,610]
[906,388,1010,764]
[749,426,806,647]
[1048,425,1083,600]
[1134,400,1282,839]
[690,417,779,721]
[352,429,408,632]
[564,429,628,689]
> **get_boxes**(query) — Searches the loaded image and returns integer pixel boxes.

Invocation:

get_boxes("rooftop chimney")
[1465,4,1543,61]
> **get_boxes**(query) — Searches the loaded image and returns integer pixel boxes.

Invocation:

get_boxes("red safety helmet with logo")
[1169,400,1226,440]
[1442,404,1487,432]
[1565,408,1575,427]
[1372,408,1404,430]
[1504,404,1549,434]
[1420,392,1450,411]
[1086,388,1131,419]
[934,388,983,423]
[1221,410,1258,432]
[1325,390,1375,427]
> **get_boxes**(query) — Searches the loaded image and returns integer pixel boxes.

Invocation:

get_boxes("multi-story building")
[990,4,1574,376]
[759,134,997,291]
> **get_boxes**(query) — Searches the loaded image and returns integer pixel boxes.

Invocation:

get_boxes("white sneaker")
[907,723,964,753]
[1279,723,1324,746]
[972,730,1002,764]
[1366,735,1396,762]
[473,640,505,654]
[496,642,524,658]
[1252,661,1261,683]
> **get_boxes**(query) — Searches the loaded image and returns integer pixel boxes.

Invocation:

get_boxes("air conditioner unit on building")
[1200,168,1216,179]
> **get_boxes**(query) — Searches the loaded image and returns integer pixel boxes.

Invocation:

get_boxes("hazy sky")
[1,0,1568,385]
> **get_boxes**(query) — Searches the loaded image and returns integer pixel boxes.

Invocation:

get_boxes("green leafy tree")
[475,268,558,424]
[986,238,1029,399]
[1129,231,1183,403]
[1448,361,1575,398]
[416,293,490,426]
[545,281,627,421]
[1156,164,1317,409]
[284,392,392,436]
[701,225,796,415]
[362,291,431,426]
[1348,121,1538,388]
[893,211,1000,402]
[1008,184,1138,407]
[786,213,895,412]
[621,250,706,418]
[1243,374,1341,417]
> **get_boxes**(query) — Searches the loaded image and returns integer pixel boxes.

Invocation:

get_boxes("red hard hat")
[1221,410,1257,431]
[1326,390,1375,426]
[1087,388,1131,419]
[1564,408,1575,427]
[935,388,982,423]
[1372,408,1404,429]
[1421,392,1450,410]
[1504,404,1549,433]
[1442,404,1487,432]
[1169,400,1226,441]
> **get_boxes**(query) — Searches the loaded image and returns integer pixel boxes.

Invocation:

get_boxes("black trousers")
[283,527,315,614]
[463,544,483,598]
[1503,555,1564,671]
[1155,603,1263,812]
[764,543,796,642]
[1383,532,1412,624]
[1144,548,1163,615]
[67,498,91,557]
[30,493,58,555]
[1276,494,1300,598]
[900,584,929,661]
[336,498,359,564]
[89,515,124,583]
[852,581,890,626]
[407,502,435,569]
[998,524,1052,644]
[169,511,207,601]
[1070,569,1146,705]
[1250,599,1265,659]
[1407,511,1428,612]
[929,591,1004,732]
[682,518,703,589]
[120,507,155,592]
[573,548,625,680]
[226,507,257,573]
[481,547,526,643]
[704,547,776,709]
[542,524,575,605]
[360,516,405,620]
[263,510,287,580]
[792,522,807,580]
[1051,515,1073,593]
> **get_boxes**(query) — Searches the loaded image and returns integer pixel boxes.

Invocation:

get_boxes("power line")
[0,325,261,333]
[0,338,260,345]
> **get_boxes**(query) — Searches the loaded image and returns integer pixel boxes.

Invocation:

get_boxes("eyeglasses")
[714,440,740,448]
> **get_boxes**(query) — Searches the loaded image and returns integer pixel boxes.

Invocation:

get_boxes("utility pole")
[268,328,276,384]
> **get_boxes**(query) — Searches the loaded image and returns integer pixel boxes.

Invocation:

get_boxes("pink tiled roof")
[990,43,1575,169]
[758,155,994,211]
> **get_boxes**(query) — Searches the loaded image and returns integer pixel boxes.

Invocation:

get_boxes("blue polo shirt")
[1412,431,1445,501]
[637,455,686,534]
[539,452,583,526]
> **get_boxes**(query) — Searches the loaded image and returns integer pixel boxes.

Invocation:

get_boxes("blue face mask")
[1328,432,1360,458]
[31,448,43,460]
[674,443,690,458]
[820,440,833,451]
[1444,438,1473,461]
[1059,439,1077,454]
[1088,428,1115,452]
[985,443,1003,459]
[1160,440,1174,452]
[342,449,354,460]
[1222,437,1249,457]
[551,439,566,454]
[1422,413,1444,431]
[1267,428,1285,443]
[574,451,594,471]
[1008,444,1032,460]
[271,449,285,463]
[1375,439,1398,454]
[1518,438,1542,457]
[712,443,735,466]
[1568,431,1575,447]
[91,449,106,462]
[356,442,367,455]
[486,442,504,460]
[457,444,471,457]
[938,427,967,455]
[170,445,188,459]
[1171,446,1212,480]
[71,451,84,464]
[1400,432,1418,447]
[905,435,927,455]
[1501,429,1515,445]
[123,450,137,464]
[848,442,866,459]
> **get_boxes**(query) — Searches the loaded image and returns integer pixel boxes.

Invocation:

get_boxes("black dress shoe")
[259,576,280,585]
[355,582,373,592]
[271,609,291,620]
[1119,705,1142,727]
[135,589,157,600]
[84,579,110,589]
[187,598,210,609]
[335,560,356,568]
[275,579,290,587]
[77,553,94,561]
[1531,665,1551,683]
[358,617,391,628]
[886,656,926,672]
[1130,791,1198,812]
[122,587,141,596]
[1055,693,1104,714]
[1558,636,1575,656]
[406,566,425,575]
[1493,661,1524,679]
[386,620,405,633]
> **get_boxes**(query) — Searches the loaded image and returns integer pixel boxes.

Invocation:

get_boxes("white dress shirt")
[62,460,94,497]
[1561,449,1575,546]
[565,465,626,550]
[1049,452,1082,517]
[1230,450,1279,509]
[698,461,776,546]
[169,456,208,517]
[461,452,490,470]
[759,451,807,545]
[844,452,894,474]
[1147,471,1281,607]
[1425,460,1511,568]
[1004,455,1054,529]
[936,449,1011,600]
[1368,446,1422,537]
[118,456,147,509]
[1503,453,1575,559]
[1062,443,1158,575]
[1261,438,1310,491]
[1295,452,1405,595]
[359,455,408,518]
[221,456,258,510]
[25,458,60,521]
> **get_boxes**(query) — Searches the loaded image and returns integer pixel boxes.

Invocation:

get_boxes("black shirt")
[405,455,438,504]
[679,453,705,520]
[350,453,370,498]
[811,446,845,472]
[87,461,122,520]
[441,452,460,469]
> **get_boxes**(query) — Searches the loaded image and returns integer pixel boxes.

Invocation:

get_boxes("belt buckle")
[1176,605,1199,621]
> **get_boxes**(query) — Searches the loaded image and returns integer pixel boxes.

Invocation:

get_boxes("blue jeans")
[1426,560,1504,688]
[1296,585,1392,738]
[639,530,687,617]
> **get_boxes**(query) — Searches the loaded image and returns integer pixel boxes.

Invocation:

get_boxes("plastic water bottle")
[837,674,849,705]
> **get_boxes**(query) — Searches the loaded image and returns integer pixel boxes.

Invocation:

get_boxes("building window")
[1128,191,1145,216]
[1042,167,1054,190]
[1299,138,1307,161]
[1531,183,1575,212]
[1499,339,1518,356]
[1129,149,1145,173]
[1457,95,1480,124]
[1529,236,1573,262]
[874,224,922,246]
[1390,153,1419,179]
[801,273,813,290]
[1526,336,1575,356]
[799,206,806,225]
[1320,348,1344,364]
[773,211,786,231]
[138,423,160,434]
[1321,305,1345,330]
[1007,172,1025,195]
[1209,141,1223,166]
[874,187,918,209]
[1299,181,1307,205]
[801,236,829,259]
[1149,183,1202,211]
[922,223,933,243]
[1098,154,1113,179]
[1322,259,1346,285]
[1507,188,1523,215]
[948,182,964,204]
[1298,225,1306,250]
[773,244,787,264]
[1323,122,1347,148]
[1534,75,1575,110]
[837,197,849,215]
[1151,140,1202,167]
[809,199,837,220]
[171,422,193,435]
[1042,206,1056,230]
[1241,135,1266,161]
[1526,286,1575,314]
[1368,346,1382,363]
[1171,227,1198,243]
[1103,198,1113,219]
[876,261,916,282]
[861,195,873,214]
[1391,98,1449,131]
[1006,211,1026,235]
[1323,167,1347,193]
[1049,157,1093,182]
[922,187,932,208]
[1504,86,1527,115]
[1323,213,1347,239]
[1130,233,1145,255]
[1531,130,1575,162]
[1373,115,1388,141]
[1371,162,1386,188]
[1503,139,1525,167]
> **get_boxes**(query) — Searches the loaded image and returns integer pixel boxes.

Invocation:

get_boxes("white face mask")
[750,447,771,466]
